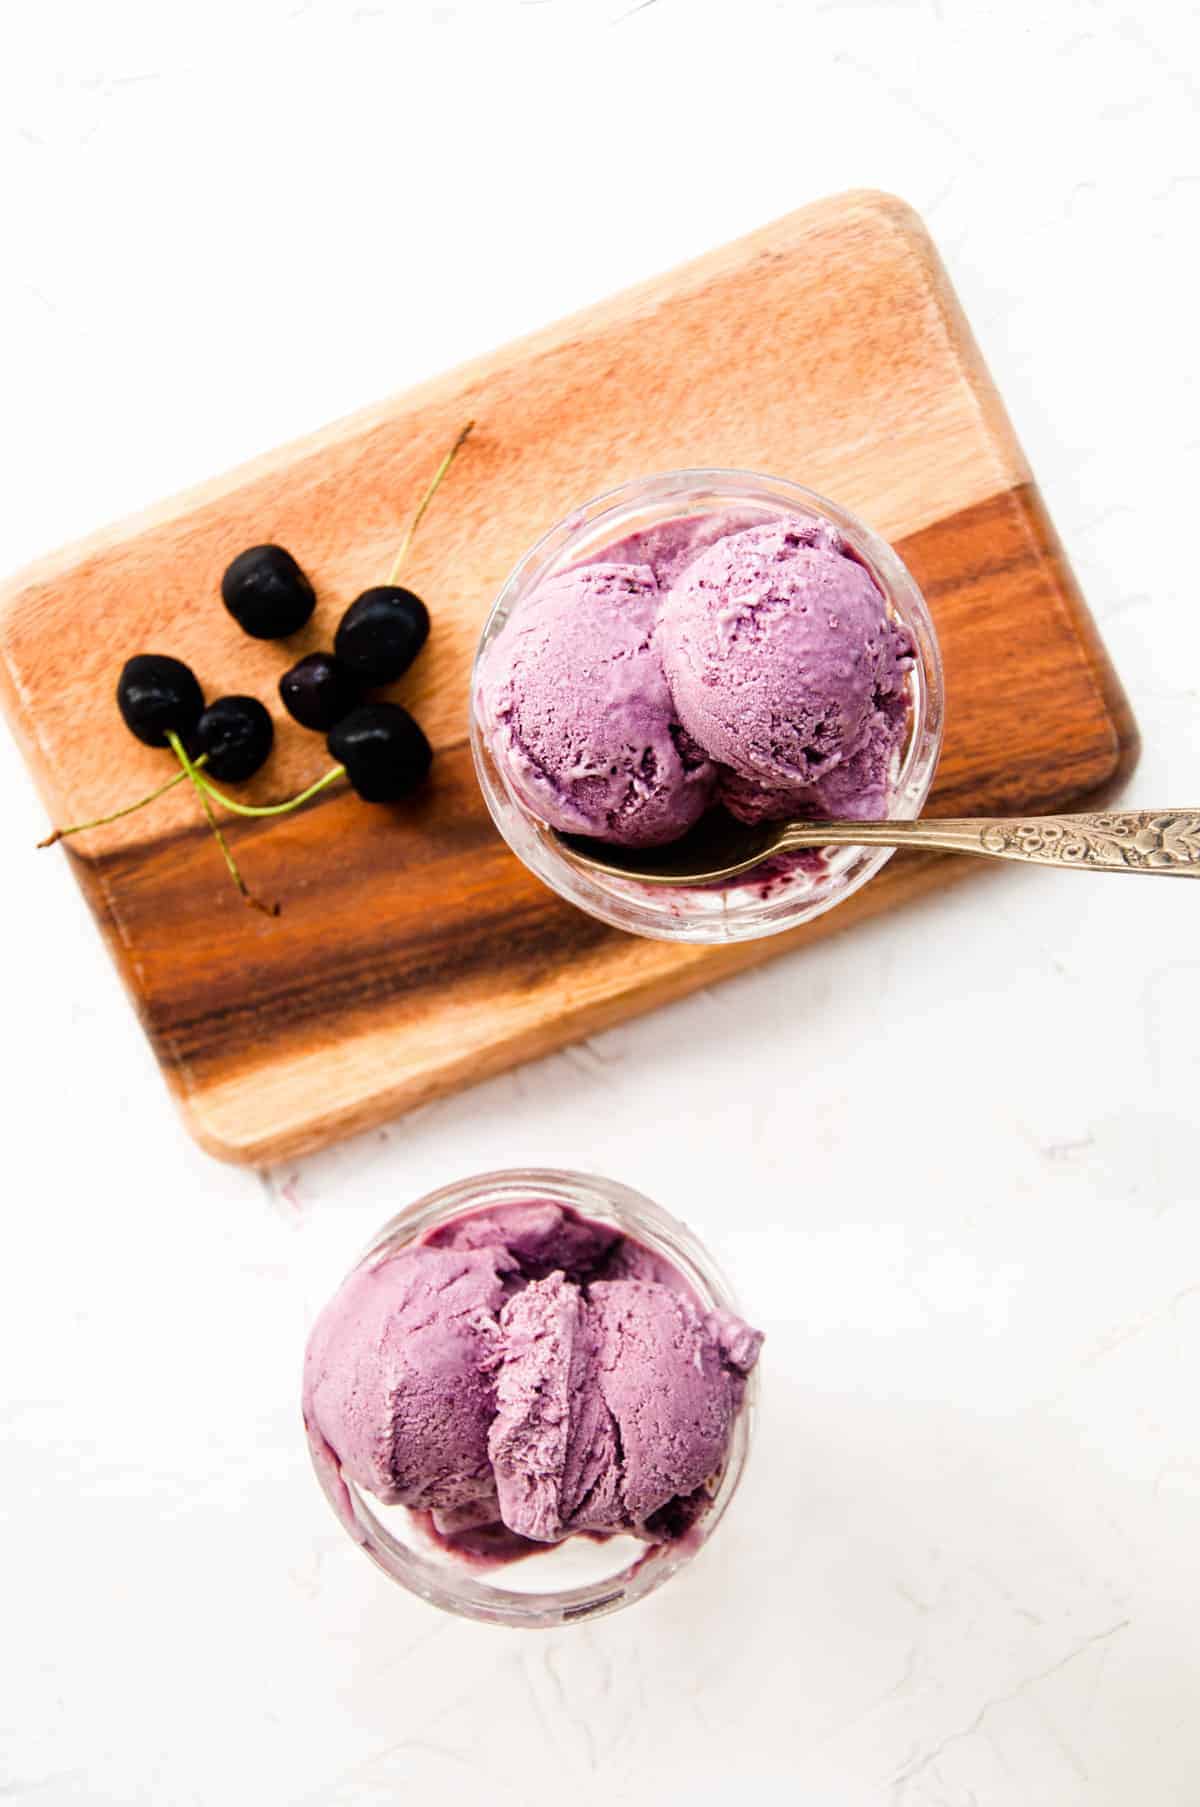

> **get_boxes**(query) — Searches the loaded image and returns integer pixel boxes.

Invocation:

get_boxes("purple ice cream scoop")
[302,1244,510,1516]
[657,517,914,799]
[480,504,915,850]
[303,1202,762,1561]
[486,1270,762,1543]
[487,1272,623,1542]
[717,695,912,824]
[477,562,716,846]
[587,1278,756,1527]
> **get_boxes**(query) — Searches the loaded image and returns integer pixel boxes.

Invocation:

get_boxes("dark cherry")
[117,654,205,748]
[194,695,274,782]
[221,544,316,639]
[333,586,430,685]
[279,651,359,732]
[328,702,432,802]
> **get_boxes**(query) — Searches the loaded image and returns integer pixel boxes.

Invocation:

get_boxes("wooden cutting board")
[0,190,1136,1165]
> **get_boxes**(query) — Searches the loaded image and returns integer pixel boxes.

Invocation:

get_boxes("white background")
[2,3,1199,1802]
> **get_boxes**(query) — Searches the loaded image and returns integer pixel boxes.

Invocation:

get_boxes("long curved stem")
[386,420,474,585]
[187,762,345,819]
[38,754,209,847]
[167,734,278,915]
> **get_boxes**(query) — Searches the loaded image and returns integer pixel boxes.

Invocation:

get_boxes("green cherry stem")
[167,733,278,916]
[386,419,474,585]
[186,762,345,819]
[38,754,210,847]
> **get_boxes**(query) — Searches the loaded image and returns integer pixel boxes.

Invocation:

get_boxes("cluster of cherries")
[43,425,473,913]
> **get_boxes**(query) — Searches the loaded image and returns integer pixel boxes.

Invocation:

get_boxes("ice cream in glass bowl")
[471,470,943,943]
[303,1169,762,1628]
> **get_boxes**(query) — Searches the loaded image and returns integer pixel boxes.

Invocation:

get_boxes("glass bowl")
[304,1168,758,1629]
[470,468,943,943]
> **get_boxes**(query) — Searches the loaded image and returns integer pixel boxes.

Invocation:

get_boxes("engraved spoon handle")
[777,811,1200,876]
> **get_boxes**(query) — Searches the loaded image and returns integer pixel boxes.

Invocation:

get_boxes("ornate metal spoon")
[555,809,1200,886]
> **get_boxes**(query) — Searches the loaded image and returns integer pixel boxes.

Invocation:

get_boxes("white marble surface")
[3,2,1199,1801]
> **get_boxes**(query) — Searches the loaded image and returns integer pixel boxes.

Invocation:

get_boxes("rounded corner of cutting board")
[839,187,931,238]
[174,1090,272,1168]
[826,189,942,270]
[172,1064,383,1168]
